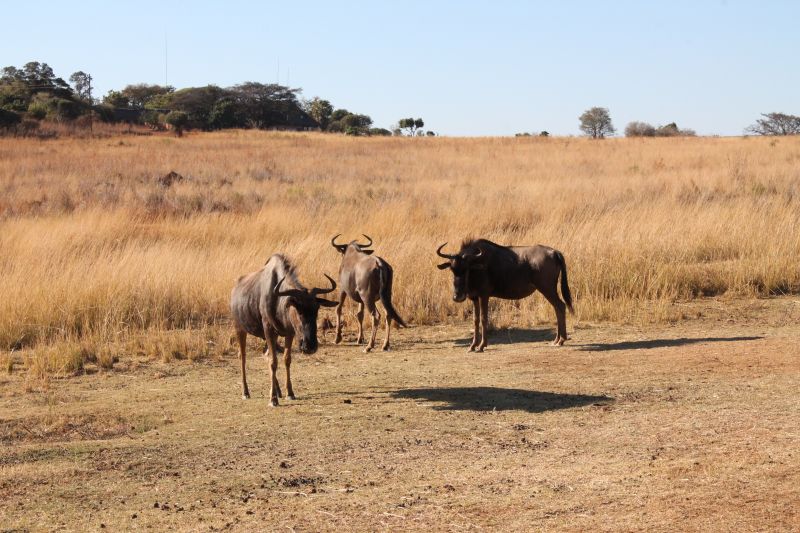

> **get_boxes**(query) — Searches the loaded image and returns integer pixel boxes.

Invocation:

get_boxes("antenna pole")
[165,33,168,86]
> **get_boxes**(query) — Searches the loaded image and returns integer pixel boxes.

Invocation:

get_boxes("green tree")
[399,117,424,136]
[341,113,372,135]
[579,107,615,138]
[306,97,333,130]
[69,71,92,102]
[120,84,174,109]
[165,110,188,136]
[103,90,129,108]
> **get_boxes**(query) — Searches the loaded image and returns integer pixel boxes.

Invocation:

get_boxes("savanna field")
[1,131,799,531]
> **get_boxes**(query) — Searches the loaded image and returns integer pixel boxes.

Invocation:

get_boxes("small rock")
[343,399,352,404]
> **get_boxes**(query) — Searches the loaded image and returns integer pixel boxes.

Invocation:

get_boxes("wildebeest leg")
[264,330,281,406]
[237,329,250,399]
[334,292,346,344]
[381,311,391,351]
[364,299,380,353]
[356,302,365,344]
[283,334,295,400]
[468,298,481,352]
[541,288,567,346]
[477,296,490,352]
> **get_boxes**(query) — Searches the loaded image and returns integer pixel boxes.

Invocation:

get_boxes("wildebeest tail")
[555,250,574,314]
[378,261,407,327]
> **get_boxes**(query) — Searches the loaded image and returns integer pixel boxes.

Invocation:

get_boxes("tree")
[369,127,392,136]
[341,113,372,135]
[625,121,656,137]
[746,113,800,136]
[69,71,92,102]
[165,110,188,136]
[306,97,333,130]
[119,83,174,109]
[579,107,615,138]
[399,117,424,136]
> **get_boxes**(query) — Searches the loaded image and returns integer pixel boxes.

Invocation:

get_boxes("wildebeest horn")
[436,243,457,260]
[311,274,337,296]
[357,234,373,247]
[274,276,305,298]
[331,234,347,252]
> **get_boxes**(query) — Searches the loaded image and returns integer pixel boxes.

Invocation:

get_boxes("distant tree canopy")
[398,117,424,136]
[579,107,615,138]
[625,121,696,137]
[746,113,800,136]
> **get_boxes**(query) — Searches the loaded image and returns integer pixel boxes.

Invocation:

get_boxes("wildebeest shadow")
[450,327,557,346]
[576,336,762,352]
[391,387,612,412]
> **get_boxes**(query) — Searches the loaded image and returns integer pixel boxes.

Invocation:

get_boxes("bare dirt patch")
[1,298,798,531]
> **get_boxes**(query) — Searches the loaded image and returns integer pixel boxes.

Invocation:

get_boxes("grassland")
[2,130,799,531]
[1,130,799,378]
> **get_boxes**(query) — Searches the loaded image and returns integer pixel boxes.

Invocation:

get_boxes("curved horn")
[331,233,347,251]
[274,276,304,298]
[436,242,457,260]
[357,234,373,248]
[311,273,337,296]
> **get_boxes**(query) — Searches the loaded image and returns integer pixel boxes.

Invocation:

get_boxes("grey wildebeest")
[436,239,573,350]
[230,254,338,406]
[330,234,407,352]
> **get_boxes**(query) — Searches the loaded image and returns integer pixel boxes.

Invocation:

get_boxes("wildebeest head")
[436,243,485,302]
[330,233,374,255]
[271,275,338,354]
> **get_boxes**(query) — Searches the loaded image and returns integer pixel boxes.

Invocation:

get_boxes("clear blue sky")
[2,1,798,136]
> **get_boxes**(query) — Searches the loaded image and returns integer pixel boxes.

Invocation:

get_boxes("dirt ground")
[2,298,799,532]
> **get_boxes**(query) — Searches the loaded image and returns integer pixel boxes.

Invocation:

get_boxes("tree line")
[0,61,434,136]
[2,61,798,138]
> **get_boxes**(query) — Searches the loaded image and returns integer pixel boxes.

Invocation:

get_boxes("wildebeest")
[230,254,338,406]
[436,239,573,350]
[330,234,407,352]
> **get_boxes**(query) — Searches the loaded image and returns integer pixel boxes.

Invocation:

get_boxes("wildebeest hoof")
[364,346,373,353]
[242,392,251,400]
[288,394,296,400]
[382,346,390,352]
[270,398,279,407]
[334,337,342,344]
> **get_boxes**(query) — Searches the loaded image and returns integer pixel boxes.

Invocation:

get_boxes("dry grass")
[1,298,798,531]
[1,131,800,375]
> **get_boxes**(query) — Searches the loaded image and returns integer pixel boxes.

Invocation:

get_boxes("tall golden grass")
[2,130,799,374]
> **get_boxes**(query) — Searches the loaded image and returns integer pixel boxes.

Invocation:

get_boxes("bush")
[368,127,392,136]
[625,121,656,137]
[27,101,47,120]
[165,110,189,136]
[0,108,21,129]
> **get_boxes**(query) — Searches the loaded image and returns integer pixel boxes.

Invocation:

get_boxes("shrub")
[165,111,188,136]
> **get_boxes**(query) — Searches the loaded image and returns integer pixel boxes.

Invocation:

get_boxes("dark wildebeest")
[436,239,573,351]
[230,254,338,406]
[330,234,407,352]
